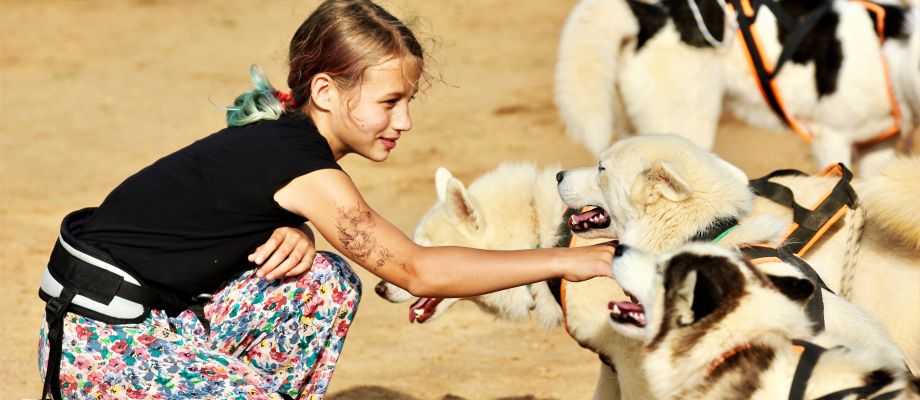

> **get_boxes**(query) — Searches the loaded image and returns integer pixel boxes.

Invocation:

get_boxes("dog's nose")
[615,244,629,257]
[374,281,388,297]
[555,171,565,183]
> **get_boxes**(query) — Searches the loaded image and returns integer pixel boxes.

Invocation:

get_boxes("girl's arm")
[275,169,614,298]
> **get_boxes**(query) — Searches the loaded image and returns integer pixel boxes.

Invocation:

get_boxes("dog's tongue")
[608,300,647,327]
[568,208,604,231]
[609,301,643,314]
[409,297,443,323]
[571,208,603,224]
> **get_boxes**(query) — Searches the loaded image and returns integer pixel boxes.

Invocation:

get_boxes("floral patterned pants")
[38,252,361,400]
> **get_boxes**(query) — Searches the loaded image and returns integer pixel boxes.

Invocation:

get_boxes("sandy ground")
[3,0,911,399]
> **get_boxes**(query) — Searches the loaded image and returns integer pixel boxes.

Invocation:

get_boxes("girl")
[37,0,615,399]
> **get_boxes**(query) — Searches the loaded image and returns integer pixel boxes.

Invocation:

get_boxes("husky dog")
[374,162,654,400]
[375,162,567,327]
[608,242,920,400]
[556,134,920,372]
[556,0,920,169]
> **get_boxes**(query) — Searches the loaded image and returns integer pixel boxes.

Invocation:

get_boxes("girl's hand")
[559,240,618,282]
[249,225,317,280]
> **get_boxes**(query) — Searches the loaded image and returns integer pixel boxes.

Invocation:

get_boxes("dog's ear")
[674,269,697,326]
[631,160,693,205]
[435,167,454,202]
[766,274,815,304]
[666,253,746,328]
[442,175,482,231]
[649,160,692,202]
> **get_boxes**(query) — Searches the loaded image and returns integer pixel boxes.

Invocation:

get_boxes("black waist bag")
[38,208,174,400]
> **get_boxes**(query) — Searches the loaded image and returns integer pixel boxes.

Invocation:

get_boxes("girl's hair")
[226,0,426,127]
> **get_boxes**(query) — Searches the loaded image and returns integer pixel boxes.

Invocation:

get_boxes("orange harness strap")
[749,163,857,257]
[727,0,901,146]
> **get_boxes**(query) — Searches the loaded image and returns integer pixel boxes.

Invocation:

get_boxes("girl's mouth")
[380,138,397,150]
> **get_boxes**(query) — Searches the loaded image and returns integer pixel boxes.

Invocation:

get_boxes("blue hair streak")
[225,65,286,127]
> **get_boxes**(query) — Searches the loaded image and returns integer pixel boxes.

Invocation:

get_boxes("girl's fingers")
[253,226,317,279]
[251,232,283,264]
[285,258,312,277]
[260,240,298,277]
[285,249,316,277]
[266,250,303,280]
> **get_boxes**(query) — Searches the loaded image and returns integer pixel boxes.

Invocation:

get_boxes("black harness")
[789,340,905,400]
[741,244,832,333]
[749,163,858,256]
[728,0,834,129]
[737,164,857,334]
[696,164,857,334]
[38,208,203,400]
[723,0,901,144]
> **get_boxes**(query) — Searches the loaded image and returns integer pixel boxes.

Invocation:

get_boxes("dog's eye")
[598,163,606,172]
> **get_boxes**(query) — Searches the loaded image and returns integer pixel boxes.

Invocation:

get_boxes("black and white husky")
[556,0,920,169]
[609,242,920,400]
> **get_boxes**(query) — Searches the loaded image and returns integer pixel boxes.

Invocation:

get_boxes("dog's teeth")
[612,304,620,315]
[413,309,424,316]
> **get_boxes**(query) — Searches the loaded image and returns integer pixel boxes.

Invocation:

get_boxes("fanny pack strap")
[41,288,75,400]
[38,208,187,400]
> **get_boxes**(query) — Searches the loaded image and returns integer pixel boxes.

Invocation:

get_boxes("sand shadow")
[327,385,557,400]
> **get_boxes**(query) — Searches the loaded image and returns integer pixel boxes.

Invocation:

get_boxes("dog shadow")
[328,385,556,400]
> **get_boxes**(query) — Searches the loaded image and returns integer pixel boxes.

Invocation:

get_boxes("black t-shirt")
[79,113,341,296]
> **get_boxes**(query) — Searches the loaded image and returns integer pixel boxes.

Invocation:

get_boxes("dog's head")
[609,244,816,397]
[556,135,751,247]
[608,242,816,348]
[376,164,543,323]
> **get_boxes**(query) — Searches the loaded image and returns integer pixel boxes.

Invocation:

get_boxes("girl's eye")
[383,99,399,107]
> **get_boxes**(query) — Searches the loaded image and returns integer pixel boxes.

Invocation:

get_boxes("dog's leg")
[810,126,854,170]
[854,137,899,175]
[592,362,622,400]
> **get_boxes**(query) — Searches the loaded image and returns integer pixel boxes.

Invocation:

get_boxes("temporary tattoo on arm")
[336,205,393,271]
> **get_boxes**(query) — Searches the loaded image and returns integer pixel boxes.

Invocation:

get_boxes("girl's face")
[330,57,420,162]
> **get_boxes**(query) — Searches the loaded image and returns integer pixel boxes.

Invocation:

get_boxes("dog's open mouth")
[609,290,645,327]
[409,297,443,323]
[568,206,611,233]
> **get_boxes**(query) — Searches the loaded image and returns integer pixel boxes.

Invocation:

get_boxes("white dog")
[374,163,654,399]
[556,134,920,373]
[374,162,567,327]
[608,242,920,400]
[556,0,920,169]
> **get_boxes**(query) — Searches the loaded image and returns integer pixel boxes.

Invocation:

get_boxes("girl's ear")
[310,73,336,111]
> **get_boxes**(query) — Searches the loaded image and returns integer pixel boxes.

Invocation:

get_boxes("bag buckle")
[45,290,75,323]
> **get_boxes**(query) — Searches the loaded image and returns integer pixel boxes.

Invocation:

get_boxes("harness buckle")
[45,293,72,324]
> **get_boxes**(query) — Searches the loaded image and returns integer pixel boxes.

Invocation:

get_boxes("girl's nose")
[393,105,412,132]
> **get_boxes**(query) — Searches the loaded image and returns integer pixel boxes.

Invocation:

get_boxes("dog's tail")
[554,0,639,158]
[860,155,920,251]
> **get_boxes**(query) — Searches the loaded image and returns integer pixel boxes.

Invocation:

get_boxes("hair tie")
[274,90,297,108]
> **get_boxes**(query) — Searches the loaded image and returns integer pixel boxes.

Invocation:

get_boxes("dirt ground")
[3,0,909,399]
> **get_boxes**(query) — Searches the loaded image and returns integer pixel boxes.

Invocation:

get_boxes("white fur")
[611,243,919,400]
[557,134,920,373]
[377,162,566,328]
[557,0,920,169]
[375,162,654,399]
